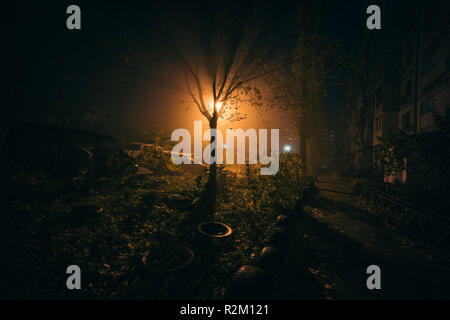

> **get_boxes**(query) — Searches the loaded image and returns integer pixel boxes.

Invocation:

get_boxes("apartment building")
[339,0,402,174]
[340,0,449,179]
[399,0,450,134]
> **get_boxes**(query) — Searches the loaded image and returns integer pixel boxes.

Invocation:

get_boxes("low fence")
[359,183,450,255]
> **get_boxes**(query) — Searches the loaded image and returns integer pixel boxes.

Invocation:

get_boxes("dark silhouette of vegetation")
[372,110,450,214]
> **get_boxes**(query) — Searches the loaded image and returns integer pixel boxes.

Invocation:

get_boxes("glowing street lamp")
[211,101,223,114]
[283,145,291,153]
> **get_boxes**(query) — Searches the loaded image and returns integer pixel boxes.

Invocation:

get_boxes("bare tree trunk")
[209,112,218,182]
[201,111,218,217]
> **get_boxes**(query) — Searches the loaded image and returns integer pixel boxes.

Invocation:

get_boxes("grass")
[1,154,309,299]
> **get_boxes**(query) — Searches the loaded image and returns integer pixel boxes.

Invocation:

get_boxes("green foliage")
[105,150,137,177]
[3,159,282,299]
[133,145,180,175]
[269,25,349,174]
[2,148,316,299]
[245,153,308,212]
[372,111,450,212]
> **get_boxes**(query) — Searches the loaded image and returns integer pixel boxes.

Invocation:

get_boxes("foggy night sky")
[6,0,366,145]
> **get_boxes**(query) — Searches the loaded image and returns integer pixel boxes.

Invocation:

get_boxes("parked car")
[125,141,208,175]
[0,122,135,179]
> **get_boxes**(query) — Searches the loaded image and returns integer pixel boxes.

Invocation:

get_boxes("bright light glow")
[283,145,291,152]
[223,144,227,149]
[210,101,223,114]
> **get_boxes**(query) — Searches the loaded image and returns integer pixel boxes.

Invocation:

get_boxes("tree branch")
[183,68,212,120]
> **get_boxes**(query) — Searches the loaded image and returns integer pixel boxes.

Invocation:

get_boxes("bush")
[133,145,180,175]
[372,111,450,213]
[105,150,136,177]
[245,153,308,212]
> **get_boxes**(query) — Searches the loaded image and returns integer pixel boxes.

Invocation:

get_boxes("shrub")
[245,153,308,212]
[105,150,136,177]
[133,145,180,175]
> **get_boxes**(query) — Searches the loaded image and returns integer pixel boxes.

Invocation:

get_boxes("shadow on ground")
[297,192,450,299]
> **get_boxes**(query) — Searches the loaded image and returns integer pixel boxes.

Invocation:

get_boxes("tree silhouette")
[156,1,295,207]
[269,2,348,175]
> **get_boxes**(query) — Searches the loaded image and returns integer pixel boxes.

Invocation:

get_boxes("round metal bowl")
[141,245,195,273]
[197,222,233,238]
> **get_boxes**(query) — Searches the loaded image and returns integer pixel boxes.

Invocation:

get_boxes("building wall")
[341,0,450,181]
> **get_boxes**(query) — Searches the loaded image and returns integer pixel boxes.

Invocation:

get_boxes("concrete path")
[305,176,450,299]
